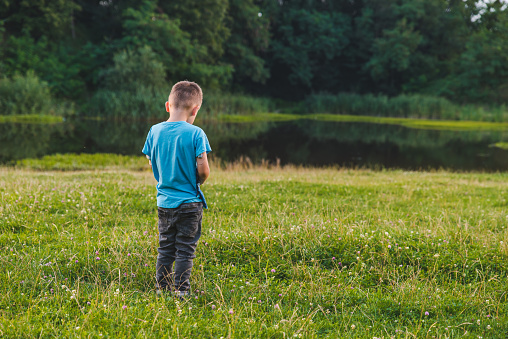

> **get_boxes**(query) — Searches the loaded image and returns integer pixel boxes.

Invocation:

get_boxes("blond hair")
[169,81,203,110]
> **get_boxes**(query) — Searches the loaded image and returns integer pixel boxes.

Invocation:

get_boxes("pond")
[1,118,507,171]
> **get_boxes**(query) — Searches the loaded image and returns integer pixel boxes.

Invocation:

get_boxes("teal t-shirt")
[142,121,211,209]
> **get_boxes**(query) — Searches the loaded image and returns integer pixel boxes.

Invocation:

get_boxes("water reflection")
[1,119,507,171]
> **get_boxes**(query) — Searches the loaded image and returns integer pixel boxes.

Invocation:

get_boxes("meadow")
[0,155,507,338]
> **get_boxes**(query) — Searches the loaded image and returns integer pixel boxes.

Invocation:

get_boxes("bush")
[0,71,64,116]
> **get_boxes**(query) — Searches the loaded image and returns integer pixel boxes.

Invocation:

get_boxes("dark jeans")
[156,202,202,292]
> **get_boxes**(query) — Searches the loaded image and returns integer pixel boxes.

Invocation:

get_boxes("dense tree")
[223,0,270,87]
[1,0,508,105]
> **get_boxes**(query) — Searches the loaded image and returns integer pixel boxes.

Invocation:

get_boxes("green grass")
[0,155,507,337]
[219,113,508,131]
[490,142,508,150]
[0,115,64,124]
[16,153,150,171]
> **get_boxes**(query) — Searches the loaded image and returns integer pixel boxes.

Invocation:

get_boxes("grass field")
[1,155,507,338]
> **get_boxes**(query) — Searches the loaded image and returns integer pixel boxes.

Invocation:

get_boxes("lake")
[1,118,507,171]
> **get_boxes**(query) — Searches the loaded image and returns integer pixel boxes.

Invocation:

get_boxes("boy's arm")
[196,152,210,184]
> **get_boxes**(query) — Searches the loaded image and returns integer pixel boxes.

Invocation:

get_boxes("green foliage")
[0,72,71,116]
[89,46,167,118]
[450,11,508,102]
[89,88,167,119]
[98,46,167,92]
[2,0,508,116]
[160,0,230,62]
[0,163,507,336]
[305,92,508,121]
[120,1,231,89]
[0,0,80,39]
[223,0,270,85]
[270,8,351,91]
[0,35,86,99]
[306,93,456,118]
[201,93,275,117]
[366,19,422,83]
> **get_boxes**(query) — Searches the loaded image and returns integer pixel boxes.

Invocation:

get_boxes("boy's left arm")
[196,152,210,184]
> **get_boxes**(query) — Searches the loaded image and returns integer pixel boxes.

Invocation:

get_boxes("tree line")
[1,0,508,111]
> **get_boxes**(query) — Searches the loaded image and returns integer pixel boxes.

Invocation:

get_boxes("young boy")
[142,81,211,297]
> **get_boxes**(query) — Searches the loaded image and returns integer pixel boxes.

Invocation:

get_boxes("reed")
[306,93,508,122]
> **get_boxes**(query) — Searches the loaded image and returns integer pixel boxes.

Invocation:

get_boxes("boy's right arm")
[196,152,210,184]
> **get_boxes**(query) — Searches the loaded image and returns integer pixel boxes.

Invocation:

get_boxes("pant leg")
[156,207,177,290]
[173,202,202,292]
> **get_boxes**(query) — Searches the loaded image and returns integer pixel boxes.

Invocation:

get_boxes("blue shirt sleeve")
[194,128,212,157]
[142,128,152,158]
[142,127,159,182]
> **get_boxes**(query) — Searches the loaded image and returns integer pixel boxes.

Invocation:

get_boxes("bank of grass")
[1,154,507,337]
[491,142,508,150]
[219,112,508,131]
[0,114,64,124]
[16,153,149,171]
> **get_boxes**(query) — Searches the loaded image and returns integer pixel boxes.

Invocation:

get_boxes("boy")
[142,81,211,298]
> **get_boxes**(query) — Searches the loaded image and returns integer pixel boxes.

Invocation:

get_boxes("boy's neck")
[167,110,190,122]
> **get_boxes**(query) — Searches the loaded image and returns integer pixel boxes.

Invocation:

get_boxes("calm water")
[1,118,507,171]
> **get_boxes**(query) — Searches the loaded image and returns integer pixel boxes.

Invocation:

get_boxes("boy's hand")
[196,152,210,184]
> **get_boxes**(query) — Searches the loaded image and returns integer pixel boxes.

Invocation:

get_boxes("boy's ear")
[165,101,170,113]
[191,105,200,116]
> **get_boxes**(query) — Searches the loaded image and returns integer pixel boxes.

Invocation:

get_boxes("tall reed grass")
[306,93,508,122]
[200,92,275,117]
[88,87,168,119]
[87,90,275,119]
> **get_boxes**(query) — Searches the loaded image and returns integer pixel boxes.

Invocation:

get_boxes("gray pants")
[156,202,202,292]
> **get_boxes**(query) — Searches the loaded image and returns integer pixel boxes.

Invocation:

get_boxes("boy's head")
[166,81,203,122]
